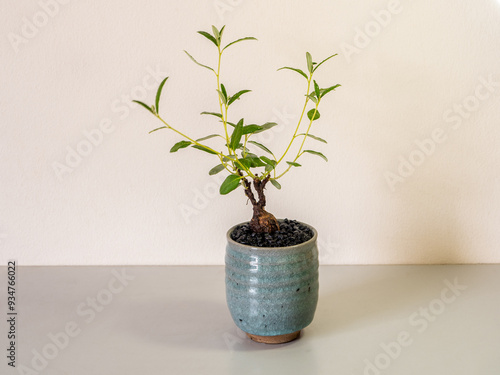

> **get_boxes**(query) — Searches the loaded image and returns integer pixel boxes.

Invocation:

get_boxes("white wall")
[1,0,500,265]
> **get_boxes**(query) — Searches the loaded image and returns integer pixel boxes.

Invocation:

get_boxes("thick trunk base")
[250,208,280,233]
[241,174,280,234]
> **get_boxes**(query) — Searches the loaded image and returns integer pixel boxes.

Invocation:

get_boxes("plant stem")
[156,116,220,155]
[275,75,313,165]
[216,47,231,156]
[274,102,320,180]
[155,115,255,178]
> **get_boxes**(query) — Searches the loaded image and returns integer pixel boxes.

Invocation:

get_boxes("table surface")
[1,265,499,375]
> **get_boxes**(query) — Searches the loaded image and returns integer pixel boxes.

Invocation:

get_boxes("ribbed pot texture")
[225,221,319,337]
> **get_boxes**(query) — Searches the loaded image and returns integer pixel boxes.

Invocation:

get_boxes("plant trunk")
[241,174,280,233]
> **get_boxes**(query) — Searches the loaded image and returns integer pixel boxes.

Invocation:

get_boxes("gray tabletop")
[1,265,499,374]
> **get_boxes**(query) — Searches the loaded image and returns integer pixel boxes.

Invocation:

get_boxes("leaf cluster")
[133,26,340,196]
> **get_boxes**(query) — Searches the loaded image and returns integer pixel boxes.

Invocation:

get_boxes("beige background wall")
[1,0,499,265]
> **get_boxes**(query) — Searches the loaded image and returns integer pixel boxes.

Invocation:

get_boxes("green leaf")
[192,145,218,154]
[248,140,273,155]
[209,164,225,175]
[197,31,218,47]
[223,37,257,51]
[306,52,313,73]
[261,156,275,164]
[226,121,237,128]
[196,134,220,142]
[133,100,154,114]
[286,161,302,167]
[211,25,219,40]
[201,111,223,118]
[303,149,328,162]
[314,80,320,98]
[184,50,215,73]
[229,119,244,150]
[148,126,168,134]
[170,140,192,152]
[252,122,278,133]
[219,25,226,38]
[227,89,251,106]
[313,53,338,73]
[306,93,318,104]
[216,89,227,105]
[220,174,242,195]
[220,84,227,101]
[260,156,276,171]
[238,145,250,154]
[277,66,308,79]
[238,156,266,169]
[242,125,263,135]
[270,179,281,190]
[154,76,169,115]
[298,133,327,143]
[320,84,341,98]
[307,109,320,121]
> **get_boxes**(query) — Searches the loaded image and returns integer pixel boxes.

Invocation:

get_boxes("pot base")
[246,330,301,344]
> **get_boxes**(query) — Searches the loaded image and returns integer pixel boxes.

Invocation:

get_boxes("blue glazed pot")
[225,221,319,343]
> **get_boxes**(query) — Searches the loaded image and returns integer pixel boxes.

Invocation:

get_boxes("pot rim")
[226,219,318,251]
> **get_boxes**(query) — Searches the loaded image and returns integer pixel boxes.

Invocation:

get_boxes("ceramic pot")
[225,221,319,344]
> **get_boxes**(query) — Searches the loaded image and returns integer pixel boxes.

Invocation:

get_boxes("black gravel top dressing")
[230,219,314,247]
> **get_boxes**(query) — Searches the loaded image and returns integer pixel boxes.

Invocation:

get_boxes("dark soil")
[230,219,314,247]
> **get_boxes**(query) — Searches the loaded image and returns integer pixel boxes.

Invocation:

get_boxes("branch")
[253,175,270,208]
[238,170,257,206]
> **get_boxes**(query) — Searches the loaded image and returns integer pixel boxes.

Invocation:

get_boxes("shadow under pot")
[225,221,319,344]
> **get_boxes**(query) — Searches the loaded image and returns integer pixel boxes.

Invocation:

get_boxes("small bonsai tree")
[134,26,340,234]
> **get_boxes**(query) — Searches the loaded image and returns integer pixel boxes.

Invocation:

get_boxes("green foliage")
[133,25,340,197]
[133,100,154,114]
[191,145,217,154]
[241,124,263,135]
[277,66,308,79]
[209,164,225,175]
[239,156,267,169]
[298,133,327,143]
[306,52,313,73]
[184,50,215,73]
[223,37,257,51]
[155,77,169,114]
[248,140,273,155]
[307,109,320,121]
[200,111,223,118]
[196,134,220,142]
[229,119,244,150]
[313,53,338,73]
[270,179,281,190]
[220,174,241,195]
[303,149,328,162]
[228,89,251,106]
[170,140,191,152]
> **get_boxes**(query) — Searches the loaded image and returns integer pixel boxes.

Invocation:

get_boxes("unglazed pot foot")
[246,330,301,344]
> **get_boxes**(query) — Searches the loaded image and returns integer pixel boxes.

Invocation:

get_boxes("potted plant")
[133,26,340,344]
